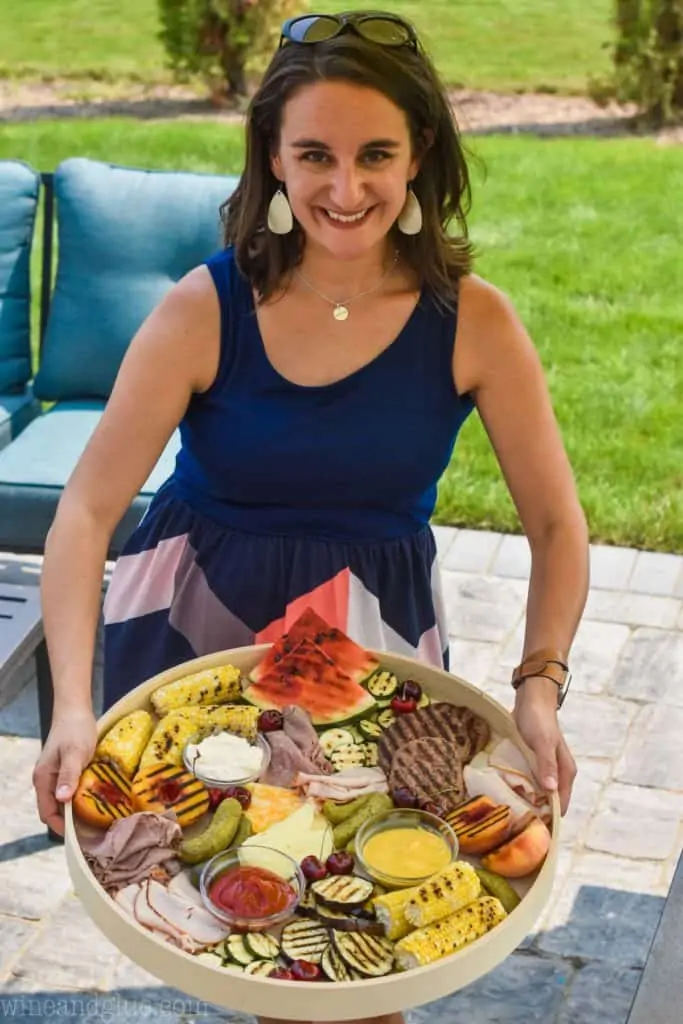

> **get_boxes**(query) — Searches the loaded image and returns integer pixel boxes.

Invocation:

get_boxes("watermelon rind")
[241,681,376,728]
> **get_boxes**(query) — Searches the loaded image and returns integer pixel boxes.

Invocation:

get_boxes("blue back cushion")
[0,160,39,392]
[34,158,239,401]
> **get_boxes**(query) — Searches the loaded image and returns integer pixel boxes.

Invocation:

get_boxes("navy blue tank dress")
[103,248,474,710]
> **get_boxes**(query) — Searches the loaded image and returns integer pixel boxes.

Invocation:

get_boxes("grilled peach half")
[481,816,551,878]
[73,762,135,828]
[132,764,209,827]
[446,795,512,855]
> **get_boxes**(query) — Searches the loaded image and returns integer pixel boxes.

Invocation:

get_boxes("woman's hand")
[512,676,577,816]
[33,707,98,836]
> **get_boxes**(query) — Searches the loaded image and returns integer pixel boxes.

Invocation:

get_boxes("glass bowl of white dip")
[183,730,271,788]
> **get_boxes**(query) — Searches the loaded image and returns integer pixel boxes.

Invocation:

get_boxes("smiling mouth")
[323,208,372,225]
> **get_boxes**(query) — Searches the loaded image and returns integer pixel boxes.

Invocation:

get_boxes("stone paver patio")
[1,527,682,1023]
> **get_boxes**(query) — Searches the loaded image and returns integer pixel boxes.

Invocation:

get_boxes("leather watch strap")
[511,647,569,688]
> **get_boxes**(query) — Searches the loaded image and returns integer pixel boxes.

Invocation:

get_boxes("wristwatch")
[511,647,571,709]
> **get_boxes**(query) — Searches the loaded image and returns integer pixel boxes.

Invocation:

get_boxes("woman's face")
[271,79,419,261]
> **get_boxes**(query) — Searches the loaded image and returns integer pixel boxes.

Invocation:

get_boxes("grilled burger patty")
[388,737,466,810]
[378,703,490,776]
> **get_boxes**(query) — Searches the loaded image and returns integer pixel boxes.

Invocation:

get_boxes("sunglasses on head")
[279,12,418,51]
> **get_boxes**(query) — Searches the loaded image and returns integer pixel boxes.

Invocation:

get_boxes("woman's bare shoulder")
[152,264,222,393]
[455,273,529,395]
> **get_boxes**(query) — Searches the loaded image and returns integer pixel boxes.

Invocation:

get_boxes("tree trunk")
[615,0,642,64]
[218,0,250,98]
[655,0,683,115]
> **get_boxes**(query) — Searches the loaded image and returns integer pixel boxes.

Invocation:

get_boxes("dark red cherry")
[391,786,419,809]
[300,855,329,882]
[290,960,322,981]
[258,709,284,732]
[326,851,355,875]
[390,695,418,715]
[220,785,252,810]
[399,679,422,703]
[421,799,448,819]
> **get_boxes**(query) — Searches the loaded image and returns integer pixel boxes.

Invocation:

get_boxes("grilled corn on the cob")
[373,886,420,941]
[150,666,242,717]
[138,704,259,771]
[94,710,155,777]
[197,704,258,741]
[404,861,481,928]
[138,711,202,771]
[396,896,506,969]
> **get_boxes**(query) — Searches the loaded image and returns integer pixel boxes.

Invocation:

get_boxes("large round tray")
[65,646,560,1021]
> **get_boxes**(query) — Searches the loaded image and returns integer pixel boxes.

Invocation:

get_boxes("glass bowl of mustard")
[355,808,459,889]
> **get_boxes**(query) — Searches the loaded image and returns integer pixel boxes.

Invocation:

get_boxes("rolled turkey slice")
[133,880,200,951]
[167,870,206,909]
[114,882,142,918]
[146,879,230,946]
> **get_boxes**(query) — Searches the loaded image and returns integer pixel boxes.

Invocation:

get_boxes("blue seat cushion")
[0,161,39,392]
[0,387,41,451]
[34,158,239,402]
[0,401,179,554]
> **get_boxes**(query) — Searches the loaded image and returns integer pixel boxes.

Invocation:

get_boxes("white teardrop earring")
[398,185,423,235]
[267,188,294,235]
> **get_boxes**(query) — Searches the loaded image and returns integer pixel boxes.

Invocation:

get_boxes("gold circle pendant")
[333,305,349,322]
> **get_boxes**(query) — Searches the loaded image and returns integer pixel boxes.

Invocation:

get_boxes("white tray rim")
[65,645,560,1021]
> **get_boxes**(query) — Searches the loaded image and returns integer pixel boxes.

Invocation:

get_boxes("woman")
[34,12,588,1023]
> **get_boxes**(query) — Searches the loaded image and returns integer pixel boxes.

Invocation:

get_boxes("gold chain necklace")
[294,251,399,322]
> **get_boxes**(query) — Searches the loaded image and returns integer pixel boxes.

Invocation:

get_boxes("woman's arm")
[455,275,590,812]
[35,266,220,831]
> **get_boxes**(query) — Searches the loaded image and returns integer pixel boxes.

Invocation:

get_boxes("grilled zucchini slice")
[366,671,398,699]
[225,935,256,966]
[358,719,383,739]
[330,743,366,771]
[376,709,396,730]
[361,741,379,767]
[244,960,279,977]
[332,931,395,977]
[311,875,375,909]
[244,932,281,960]
[321,945,350,982]
[319,727,357,757]
[281,919,330,964]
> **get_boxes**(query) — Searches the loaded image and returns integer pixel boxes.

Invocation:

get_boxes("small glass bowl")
[355,808,459,889]
[200,845,304,931]
[183,732,270,788]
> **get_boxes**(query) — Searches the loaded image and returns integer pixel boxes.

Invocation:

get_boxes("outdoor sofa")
[0,156,239,557]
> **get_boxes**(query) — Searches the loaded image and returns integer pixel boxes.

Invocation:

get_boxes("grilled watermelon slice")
[243,637,376,727]
[251,608,378,686]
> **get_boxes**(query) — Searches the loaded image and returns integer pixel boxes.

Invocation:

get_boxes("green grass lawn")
[0,0,614,94]
[1,121,680,552]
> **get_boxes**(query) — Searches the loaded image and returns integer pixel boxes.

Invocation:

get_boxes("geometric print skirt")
[103,489,450,712]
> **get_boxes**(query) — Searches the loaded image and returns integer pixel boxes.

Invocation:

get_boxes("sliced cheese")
[244,783,304,834]
[243,800,334,864]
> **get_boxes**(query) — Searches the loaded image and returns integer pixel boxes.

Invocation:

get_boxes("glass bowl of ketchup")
[200,845,304,931]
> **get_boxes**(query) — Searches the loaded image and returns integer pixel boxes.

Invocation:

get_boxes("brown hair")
[222,14,475,309]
